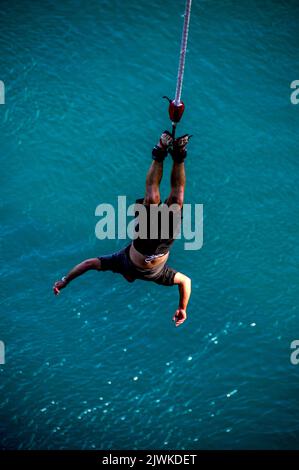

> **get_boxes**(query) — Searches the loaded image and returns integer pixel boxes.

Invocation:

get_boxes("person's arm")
[53,258,101,295]
[172,272,191,326]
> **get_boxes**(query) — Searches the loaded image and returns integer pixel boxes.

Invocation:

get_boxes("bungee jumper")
[53,0,193,327]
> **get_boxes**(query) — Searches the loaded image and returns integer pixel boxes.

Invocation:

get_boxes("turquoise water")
[1,0,299,450]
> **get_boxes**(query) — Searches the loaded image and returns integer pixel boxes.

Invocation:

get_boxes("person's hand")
[53,278,67,296]
[173,308,187,327]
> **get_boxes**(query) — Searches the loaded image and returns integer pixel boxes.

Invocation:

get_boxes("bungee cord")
[163,0,193,138]
[175,0,192,106]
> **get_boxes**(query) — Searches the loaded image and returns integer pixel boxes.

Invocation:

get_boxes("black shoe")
[169,134,192,163]
[152,130,173,162]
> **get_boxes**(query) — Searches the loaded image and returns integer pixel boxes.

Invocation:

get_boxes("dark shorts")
[99,245,177,286]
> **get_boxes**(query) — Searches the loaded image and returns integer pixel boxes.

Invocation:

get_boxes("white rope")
[174,0,192,106]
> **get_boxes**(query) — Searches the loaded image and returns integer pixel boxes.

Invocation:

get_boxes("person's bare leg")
[144,160,163,205]
[144,131,172,204]
[166,133,191,207]
[167,161,186,208]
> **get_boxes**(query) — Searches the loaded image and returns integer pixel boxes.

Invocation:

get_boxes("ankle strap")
[152,145,167,162]
[170,148,187,163]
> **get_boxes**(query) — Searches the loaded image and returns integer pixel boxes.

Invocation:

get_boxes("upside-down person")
[53,131,192,326]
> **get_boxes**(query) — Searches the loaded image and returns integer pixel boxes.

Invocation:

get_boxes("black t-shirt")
[132,198,182,256]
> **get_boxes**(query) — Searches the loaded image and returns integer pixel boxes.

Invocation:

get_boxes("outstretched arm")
[172,272,191,326]
[53,258,101,295]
